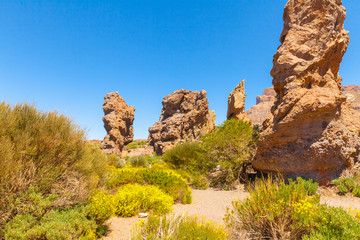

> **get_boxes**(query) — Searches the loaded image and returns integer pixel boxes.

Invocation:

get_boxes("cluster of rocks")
[99,0,360,182]
[100,89,216,156]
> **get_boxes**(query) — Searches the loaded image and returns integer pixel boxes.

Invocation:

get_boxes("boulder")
[227,80,247,120]
[253,0,360,182]
[246,87,276,126]
[100,92,135,155]
[148,89,216,155]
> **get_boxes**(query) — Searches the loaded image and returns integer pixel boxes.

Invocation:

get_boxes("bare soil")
[101,187,360,240]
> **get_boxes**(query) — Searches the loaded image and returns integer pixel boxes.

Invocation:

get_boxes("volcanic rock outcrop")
[342,85,360,111]
[148,89,216,155]
[253,0,360,182]
[100,92,135,155]
[246,87,276,126]
[227,80,247,120]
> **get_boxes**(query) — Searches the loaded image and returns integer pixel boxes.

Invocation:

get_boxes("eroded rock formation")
[100,92,135,155]
[342,85,360,111]
[227,80,247,120]
[246,87,276,126]
[148,89,216,155]
[253,0,360,182]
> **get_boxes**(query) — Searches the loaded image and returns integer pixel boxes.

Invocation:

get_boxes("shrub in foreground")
[89,184,173,220]
[0,102,110,228]
[107,167,192,204]
[227,176,360,240]
[131,214,227,240]
[2,187,98,240]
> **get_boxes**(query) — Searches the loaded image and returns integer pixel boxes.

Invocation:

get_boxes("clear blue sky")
[1,0,359,140]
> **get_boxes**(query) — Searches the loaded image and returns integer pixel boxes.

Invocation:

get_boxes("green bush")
[332,177,360,198]
[129,155,149,168]
[333,177,356,194]
[0,102,111,235]
[200,119,257,186]
[302,206,360,240]
[226,176,360,240]
[107,167,192,204]
[89,184,173,218]
[162,119,258,188]
[163,142,208,171]
[2,187,98,240]
[131,214,227,240]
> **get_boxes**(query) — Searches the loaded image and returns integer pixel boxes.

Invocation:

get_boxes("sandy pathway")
[102,188,360,240]
[101,189,247,240]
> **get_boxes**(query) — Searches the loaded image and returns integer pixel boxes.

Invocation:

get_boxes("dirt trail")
[102,188,360,240]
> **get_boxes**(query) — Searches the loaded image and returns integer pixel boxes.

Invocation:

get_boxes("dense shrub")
[162,119,258,188]
[129,155,149,168]
[333,177,360,197]
[227,176,360,240]
[131,214,227,240]
[2,187,98,240]
[200,118,257,186]
[107,167,192,204]
[0,102,111,234]
[89,184,173,219]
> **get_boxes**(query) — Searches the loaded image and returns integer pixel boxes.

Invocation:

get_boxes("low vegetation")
[107,167,192,204]
[131,214,227,240]
[163,119,258,188]
[89,184,173,220]
[125,140,148,150]
[333,176,360,197]
[226,177,360,240]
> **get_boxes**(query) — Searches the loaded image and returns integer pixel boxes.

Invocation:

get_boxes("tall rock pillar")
[253,0,360,182]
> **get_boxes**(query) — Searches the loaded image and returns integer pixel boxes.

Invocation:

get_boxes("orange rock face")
[227,80,247,120]
[148,89,216,155]
[100,92,135,155]
[253,0,360,182]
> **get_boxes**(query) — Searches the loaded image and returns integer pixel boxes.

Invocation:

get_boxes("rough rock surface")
[247,86,360,126]
[246,87,276,126]
[227,80,247,120]
[100,92,135,155]
[253,0,360,182]
[148,89,216,155]
[342,85,360,111]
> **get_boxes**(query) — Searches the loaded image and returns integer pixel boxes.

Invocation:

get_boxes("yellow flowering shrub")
[107,167,192,204]
[88,190,115,224]
[114,184,173,217]
[89,184,173,220]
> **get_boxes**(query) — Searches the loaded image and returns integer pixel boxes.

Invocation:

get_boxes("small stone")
[138,213,148,218]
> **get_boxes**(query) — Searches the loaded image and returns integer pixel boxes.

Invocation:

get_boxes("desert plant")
[129,155,149,168]
[89,184,173,219]
[2,187,98,240]
[107,167,192,204]
[226,177,319,239]
[131,214,227,240]
[200,118,257,186]
[227,176,360,240]
[0,102,111,234]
